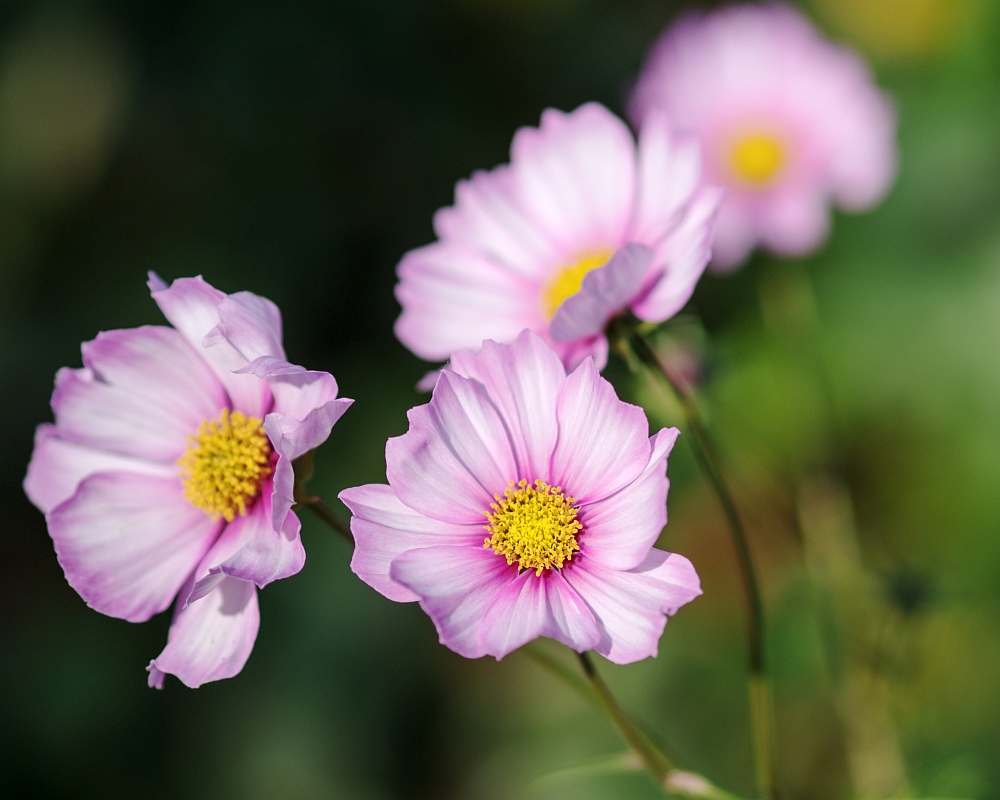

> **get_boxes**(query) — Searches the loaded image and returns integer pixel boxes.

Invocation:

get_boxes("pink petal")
[448,330,565,481]
[340,484,483,602]
[549,244,653,342]
[629,110,703,244]
[386,370,518,524]
[510,103,635,255]
[147,273,271,417]
[47,472,221,622]
[478,569,600,659]
[632,189,721,323]
[51,327,227,462]
[579,427,680,571]
[203,291,286,362]
[24,424,175,514]
[564,549,701,664]
[238,357,353,532]
[550,359,651,504]
[394,242,539,362]
[147,576,259,688]
[211,486,306,590]
[389,544,517,658]
[758,188,830,256]
[433,165,561,277]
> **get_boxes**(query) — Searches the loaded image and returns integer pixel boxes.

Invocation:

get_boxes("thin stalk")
[577,652,742,800]
[610,320,778,800]
[303,497,354,543]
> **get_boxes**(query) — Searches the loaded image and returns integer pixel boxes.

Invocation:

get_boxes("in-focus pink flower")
[630,3,897,271]
[394,102,720,371]
[340,331,701,663]
[24,275,353,688]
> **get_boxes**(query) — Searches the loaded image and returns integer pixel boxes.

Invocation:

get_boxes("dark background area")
[2,1,999,798]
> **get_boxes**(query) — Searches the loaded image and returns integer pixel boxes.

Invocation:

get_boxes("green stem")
[610,320,778,800]
[576,652,743,800]
[303,497,353,543]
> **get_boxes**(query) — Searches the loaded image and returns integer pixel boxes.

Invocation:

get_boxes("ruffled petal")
[549,244,654,342]
[389,544,517,658]
[478,569,600,659]
[579,428,679,571]
[394,242,539,362]
[209,486,305,590]
[564,549,701,664]
[340,484,483,602]
[238,357,353,532]
[550,359,651,504]
[386,370,518,524]
[47,472,221,622]
[51,326,227,462]
[509,103,636,255]
[24,424,175,514]
[146,576,259,689]
[632,189,721,323]
[448,330,565,481]
[148,274,271,417]
[203,291,286,362]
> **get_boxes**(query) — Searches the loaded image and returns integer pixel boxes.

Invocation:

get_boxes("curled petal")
[147,576,259,689]
[549,244,653,343]
[148,273,271,417]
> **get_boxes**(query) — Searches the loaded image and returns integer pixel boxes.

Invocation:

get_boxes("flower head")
[394,102,720,371]
[24,274,353,688]
[340,331,701,663]
[630,3,897,270]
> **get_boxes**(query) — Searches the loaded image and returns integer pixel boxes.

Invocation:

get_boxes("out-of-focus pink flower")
[630,3,897,271]
[341,331,701,663]
[394,103,720,370]
[24,275,353,688]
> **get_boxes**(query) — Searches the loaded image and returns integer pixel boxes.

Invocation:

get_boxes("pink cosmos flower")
[24,275,353,688]
[394,102,720,371]
[340,331,701,663]
[629,3,897,270]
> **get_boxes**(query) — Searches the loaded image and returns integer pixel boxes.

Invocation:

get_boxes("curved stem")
[611,320,778,800]
[576,652,743,800]
[302,497,353,543]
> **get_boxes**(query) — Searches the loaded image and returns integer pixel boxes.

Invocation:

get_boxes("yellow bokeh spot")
[178,409,272,522]
[483,479,582,576]
[729,133,786,187]
[540,248,614,320]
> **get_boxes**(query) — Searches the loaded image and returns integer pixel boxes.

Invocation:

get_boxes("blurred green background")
[2,0,999,798]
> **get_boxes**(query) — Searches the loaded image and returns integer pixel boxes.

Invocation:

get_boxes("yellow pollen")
[177,409,272,522]
[483,479,582,576]
[729,133,786,186]
[541,248,614,320]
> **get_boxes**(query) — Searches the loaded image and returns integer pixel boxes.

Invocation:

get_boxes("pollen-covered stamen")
[541,248,614,320]
[483,479,582,576]
[178,409,272,522]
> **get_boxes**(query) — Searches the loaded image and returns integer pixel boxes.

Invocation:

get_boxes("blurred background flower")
[2,1,1000,799]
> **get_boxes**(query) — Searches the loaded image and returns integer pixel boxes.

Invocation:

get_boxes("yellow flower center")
[540,248,614,320]
[483,479,582,576]
[177,409,272,521]
[729,133,786,186]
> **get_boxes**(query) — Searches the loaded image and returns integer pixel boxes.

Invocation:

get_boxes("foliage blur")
[1,1,999,798]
